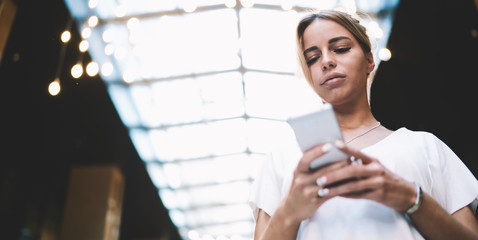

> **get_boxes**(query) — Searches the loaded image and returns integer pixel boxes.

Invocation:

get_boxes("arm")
[254,208,300,240]
[409,194,478,240]
[453,206,478,234]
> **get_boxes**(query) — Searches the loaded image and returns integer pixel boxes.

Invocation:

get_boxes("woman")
[249,10,478,240]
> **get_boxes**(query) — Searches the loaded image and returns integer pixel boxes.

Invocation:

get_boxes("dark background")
[0,0,477,239]
[0,0,180,239]
[371,0,478,175]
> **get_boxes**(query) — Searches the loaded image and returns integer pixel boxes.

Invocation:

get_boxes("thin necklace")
[345,122,381,144]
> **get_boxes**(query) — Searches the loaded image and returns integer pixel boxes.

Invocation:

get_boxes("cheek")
[308,66,324,86]
[309,69,328,96]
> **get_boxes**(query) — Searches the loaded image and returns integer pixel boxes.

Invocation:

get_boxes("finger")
[329,174,384,198]
[296,143,333,173]
[318,162,384,189]
[306,185,332,201]
[335,140,377,164]
[310,159,350,185]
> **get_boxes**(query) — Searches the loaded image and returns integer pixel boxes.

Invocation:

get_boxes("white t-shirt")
[249,127,478,239]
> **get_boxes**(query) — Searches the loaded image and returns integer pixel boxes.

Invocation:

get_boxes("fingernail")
[321,143,332,153]
[335,139,345,148]
[318,188,329,197]
[316,176,327,186]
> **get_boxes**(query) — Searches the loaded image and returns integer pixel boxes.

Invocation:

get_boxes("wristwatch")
[405,181,423,214]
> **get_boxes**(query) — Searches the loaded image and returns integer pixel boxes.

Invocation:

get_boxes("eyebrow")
[303,36,352,55]
[328,36,351,44]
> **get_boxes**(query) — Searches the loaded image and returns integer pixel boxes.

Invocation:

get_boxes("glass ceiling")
[63,0,400,239]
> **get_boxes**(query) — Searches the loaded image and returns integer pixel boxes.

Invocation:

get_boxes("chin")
[320,96,351,108]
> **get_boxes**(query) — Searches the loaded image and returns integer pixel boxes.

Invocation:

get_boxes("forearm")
[256,205,302,240]
[410,193,478,240]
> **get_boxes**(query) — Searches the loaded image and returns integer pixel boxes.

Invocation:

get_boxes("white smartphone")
[287,103,349,171]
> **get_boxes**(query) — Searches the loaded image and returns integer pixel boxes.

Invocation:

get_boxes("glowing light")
[114,47,127,60]
[127,17,140,29]
[240,0,254,8]
[86,61,99,76]
[281,0,293,11]
[101,62,114,76]
[79,40,89,52]
[102,28,114,43]
[61,31,71,43]
[71,63,83,78]
[225,0,236,8]
[183,3,197,13]
[104,44,115,56]
[48,79,61,96]
[367,21,383,39]
[87,15,99,28]
[122,69,136,83]
[88,0,99,9]
[378,48,392,61]
[81,27,91,39]
[188,230,199,240]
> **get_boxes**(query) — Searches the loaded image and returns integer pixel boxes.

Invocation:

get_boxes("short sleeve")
[426,133,478,214]
[248,150,285,220]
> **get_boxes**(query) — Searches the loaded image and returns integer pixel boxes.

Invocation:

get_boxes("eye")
[306,57,318,65]
[334,47,351,54]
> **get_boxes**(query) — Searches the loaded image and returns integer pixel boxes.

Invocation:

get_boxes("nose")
[321,52,336,71]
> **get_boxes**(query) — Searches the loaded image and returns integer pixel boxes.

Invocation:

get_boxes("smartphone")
[287,103,348,171]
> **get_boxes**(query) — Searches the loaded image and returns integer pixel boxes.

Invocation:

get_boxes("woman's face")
[302,19,374,105]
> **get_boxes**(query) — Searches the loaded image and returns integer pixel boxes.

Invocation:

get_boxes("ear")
[366,52,375,74]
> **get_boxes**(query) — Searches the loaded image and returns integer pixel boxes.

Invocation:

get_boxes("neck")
[332,97,377,130]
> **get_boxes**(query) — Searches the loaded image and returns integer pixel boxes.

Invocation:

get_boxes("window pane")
[107,85,140,127]
[149,72,244,126]
[129,84,162,127]
[147,163,168,188]
[150,124,210,161]
[240,8,299,72]
[179,181,250,208]
[152,78,203,125]
[246,118,294,153]
[207,119,248,156]
[196,72,245,120]
[294,0,337,9]
[148,153,263,190]
[149,119,247,161]
[185,204,252,227]
[244,72,322,120]
[88,0,178,19]
[136,9,240,79]
[192,221,254,239]
[130,128,155,162]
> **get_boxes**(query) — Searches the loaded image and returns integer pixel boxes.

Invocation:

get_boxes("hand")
[280,143,349,222]
[318,142,417,212]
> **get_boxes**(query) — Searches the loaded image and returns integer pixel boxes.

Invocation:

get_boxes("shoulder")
[374,127,453,166]
[389,127,443,147]
[391,127,461,167]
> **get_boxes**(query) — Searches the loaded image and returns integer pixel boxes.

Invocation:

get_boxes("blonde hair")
[296,10,372,86]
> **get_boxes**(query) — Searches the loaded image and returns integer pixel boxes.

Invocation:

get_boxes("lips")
[320,72,346,85]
